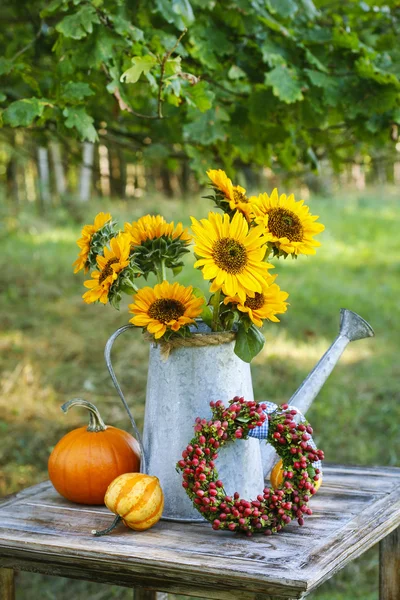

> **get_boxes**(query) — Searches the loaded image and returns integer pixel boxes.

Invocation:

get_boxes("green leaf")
[183,107,229,144]
[228,65,246,80]
[234,323,265,363]
[0,58,13,76]
[260,40,287,67]
[63,82,95,102]
[0,93,6,102]
[40,0,67,16]
[184,82,214,112]
[21,73,41,95]
[165,57,182,77]
[120,56,158,84]
[3,98,49,127]
[258,12,290,37]
[267,0,298,19]
[112,16,144,41]
[155,0,195,30]
[63,107,98,142]
[56,6,100,40]
[307,465,316,479]
[303,48,328,73]
[200,304,213,329]
[265,65,304,103]
[304,69,337,90]
[299,0,318,20]
[355,57,400,87]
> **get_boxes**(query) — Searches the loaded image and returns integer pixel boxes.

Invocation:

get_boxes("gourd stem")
[92,515,122,537]
[61,398,107,432]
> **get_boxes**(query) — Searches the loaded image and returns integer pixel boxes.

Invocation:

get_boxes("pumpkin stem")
[92,515,122,537]
[61,398,107,432]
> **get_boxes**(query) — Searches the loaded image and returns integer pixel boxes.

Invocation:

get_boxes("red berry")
[282,403,289,410]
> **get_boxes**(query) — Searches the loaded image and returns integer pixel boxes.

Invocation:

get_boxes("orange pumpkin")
[270,459,322,492]
[92,473,164,536]
[48,399,141,505]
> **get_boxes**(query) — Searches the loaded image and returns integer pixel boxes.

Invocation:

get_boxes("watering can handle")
[104,324,147,474]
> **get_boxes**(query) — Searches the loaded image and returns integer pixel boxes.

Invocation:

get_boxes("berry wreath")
[177,397,324,536]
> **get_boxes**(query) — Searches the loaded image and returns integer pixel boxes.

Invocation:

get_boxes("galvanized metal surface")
[261,309,375,477]
[144,329,264,521]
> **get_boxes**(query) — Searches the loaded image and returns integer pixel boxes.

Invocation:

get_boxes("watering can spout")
[288,309,374,416]
[339,308,374,342]
[261,309,374,478]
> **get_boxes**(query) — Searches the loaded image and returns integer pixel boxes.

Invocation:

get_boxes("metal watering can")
[105,309,374,522]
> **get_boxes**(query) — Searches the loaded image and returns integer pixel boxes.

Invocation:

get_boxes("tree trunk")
[50,141,67,198]
[109,144,126,199]
[79,142,95,201]
[37,146,51,208]
[160,166,174,198]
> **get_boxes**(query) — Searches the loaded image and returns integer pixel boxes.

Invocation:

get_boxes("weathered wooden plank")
[0,481,50,509]
[0,568,15,600]
[0,554,304,600]
[380,526,400,600]
[303,485,400,593]
[0,465,399,600]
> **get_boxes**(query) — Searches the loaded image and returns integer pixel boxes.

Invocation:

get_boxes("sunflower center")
[245,292,265,310]
[267,208,304,241]
[148,298,186,323]
[212,237,248,274]
[233,189,248,204]
[99,257,119,284]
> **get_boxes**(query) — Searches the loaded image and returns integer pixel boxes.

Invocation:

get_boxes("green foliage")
[235,322,265,363]
[63,107,98,142]
[121,56,158,84]
[3,98,50,127]
[1,0,400,176]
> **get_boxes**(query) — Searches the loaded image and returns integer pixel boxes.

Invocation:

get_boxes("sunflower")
[250,189,325,256]
[124,214,191,246]
[191,211,273,303]
[73,212,112,273]
[224,276,289,327]
[129,281,204,339]
[82,234,131,304]
[207,169,252,221]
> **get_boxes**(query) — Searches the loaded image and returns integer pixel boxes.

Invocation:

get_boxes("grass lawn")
[1,187,399,599]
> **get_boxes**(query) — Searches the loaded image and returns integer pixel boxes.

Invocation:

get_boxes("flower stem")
[156,259,167,283]
[160,259,167,281]
[211,289,221,331]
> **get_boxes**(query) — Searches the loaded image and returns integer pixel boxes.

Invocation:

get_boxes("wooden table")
[0,464,399,600]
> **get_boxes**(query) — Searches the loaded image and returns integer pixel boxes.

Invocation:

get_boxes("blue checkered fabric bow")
[248,401,322,472]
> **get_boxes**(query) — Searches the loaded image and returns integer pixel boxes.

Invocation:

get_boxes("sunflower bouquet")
[73,170,324,362]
